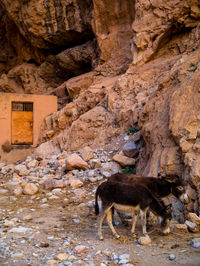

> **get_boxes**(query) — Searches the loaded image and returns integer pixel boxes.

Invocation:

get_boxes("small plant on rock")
[121,166,136,174]
[127,127,139,135]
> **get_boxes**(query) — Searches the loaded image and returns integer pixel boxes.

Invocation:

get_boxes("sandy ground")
[0,180,200,266]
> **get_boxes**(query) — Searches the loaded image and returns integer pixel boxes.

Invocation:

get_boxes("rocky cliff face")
[0,0,200,212]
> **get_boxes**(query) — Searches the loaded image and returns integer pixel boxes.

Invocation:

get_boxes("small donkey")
[95,180,172,240]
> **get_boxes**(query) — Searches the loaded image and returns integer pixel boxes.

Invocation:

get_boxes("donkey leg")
[97,204,113,240]
[131,207,139,236]
[106,209,120,239]
[140,208,148,235]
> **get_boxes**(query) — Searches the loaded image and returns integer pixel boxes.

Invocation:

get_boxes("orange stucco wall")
[0,93,57,148]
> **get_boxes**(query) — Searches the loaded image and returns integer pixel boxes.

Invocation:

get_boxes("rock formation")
[0,0,200,213]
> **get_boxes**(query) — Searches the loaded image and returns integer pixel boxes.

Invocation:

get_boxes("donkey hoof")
[162,227,171,235]
[115,234,120,239]
[131,233,137,238]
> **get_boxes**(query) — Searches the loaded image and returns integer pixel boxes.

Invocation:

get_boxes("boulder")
[56,41,96,79]
[113,154,136,167]
[80,146,94,162]
[187,213,200,225]
[138,235,152,245]
[185,220,198,233]
[65,154,89,171]
[26,159,39,169]
[174,224,188,233]
[34,141,61,158]
[43,179,65,190]
[101,162,121,178]
[23,183,39,195]
[14,164,29,176]
[67,178,84,189]
[122,141,138,158]
[90,159,101,169]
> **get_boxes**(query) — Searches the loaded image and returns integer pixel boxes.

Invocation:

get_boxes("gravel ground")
[0,181,200,266]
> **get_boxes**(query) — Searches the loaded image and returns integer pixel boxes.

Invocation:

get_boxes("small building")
[0,93,57,149]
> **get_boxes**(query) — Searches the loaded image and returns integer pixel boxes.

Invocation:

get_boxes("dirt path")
[0,182,200,266]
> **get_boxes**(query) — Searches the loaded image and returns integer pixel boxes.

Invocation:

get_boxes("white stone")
[47,260,59,265]
[4,220,16,227]
[1,164,14,174]
[9,226,29,233]
[22,214,33,221]
[168,254,176,260]
[15,164,29,176]
[12,253,23,260]
[74,245,88,254]
[138,235,151,245]
[52,188,62,195]
[119,254,130,261]
[27,159,39,169]
[57,253,68,260]
[185,220,198,232]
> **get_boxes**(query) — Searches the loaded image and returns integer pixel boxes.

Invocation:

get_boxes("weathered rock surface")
[0,0,93,49]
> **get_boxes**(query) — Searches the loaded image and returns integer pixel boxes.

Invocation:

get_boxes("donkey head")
[161,204,172,235]
[163,175,189,203]
[173,185,189,203]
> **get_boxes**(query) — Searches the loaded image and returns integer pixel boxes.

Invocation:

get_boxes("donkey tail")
[95,187,100,215]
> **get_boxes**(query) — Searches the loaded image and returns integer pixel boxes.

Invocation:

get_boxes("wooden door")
[11,102,33,145]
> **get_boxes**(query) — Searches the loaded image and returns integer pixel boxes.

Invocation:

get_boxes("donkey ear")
[166,204,172,213]
[164,175,180,183]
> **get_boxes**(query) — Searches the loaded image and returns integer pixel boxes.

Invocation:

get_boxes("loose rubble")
[0,133,200,265]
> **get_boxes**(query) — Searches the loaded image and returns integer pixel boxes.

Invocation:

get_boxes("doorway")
[11,102,33,145]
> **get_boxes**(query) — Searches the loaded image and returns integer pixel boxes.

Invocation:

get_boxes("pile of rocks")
[174,212,200,234]
[0,134,139,198]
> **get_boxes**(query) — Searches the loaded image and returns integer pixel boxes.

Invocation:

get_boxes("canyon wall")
[0,0,200,212]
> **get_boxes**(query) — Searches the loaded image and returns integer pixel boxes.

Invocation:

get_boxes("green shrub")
[127,127,139,135]
[121,166,136,174]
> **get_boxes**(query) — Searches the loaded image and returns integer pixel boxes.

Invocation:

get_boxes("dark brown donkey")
[95,180,172,240]
[108,173,188,225]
